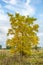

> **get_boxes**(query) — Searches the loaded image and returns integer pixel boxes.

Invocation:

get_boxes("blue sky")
[0,0,43,48]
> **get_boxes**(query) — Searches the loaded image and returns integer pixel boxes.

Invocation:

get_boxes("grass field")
[0,48,43,65]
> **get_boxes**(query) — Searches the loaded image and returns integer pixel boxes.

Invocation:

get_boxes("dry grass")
[0,49,43,65]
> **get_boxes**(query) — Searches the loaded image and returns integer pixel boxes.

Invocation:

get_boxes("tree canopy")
[6,13,39,55]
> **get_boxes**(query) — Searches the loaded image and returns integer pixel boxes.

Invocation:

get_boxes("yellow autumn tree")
[6,13,39,55]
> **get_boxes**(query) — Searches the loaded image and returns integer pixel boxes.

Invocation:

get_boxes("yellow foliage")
[6,13,39,55]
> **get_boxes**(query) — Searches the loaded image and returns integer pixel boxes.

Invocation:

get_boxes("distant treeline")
[0,45,42,50]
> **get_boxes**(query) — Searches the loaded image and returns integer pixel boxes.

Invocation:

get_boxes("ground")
[0,48,43,65]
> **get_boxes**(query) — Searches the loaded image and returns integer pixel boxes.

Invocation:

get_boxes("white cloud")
[3,0,17,5]
[0,13,10,34]
[39,14,43,17]
[3,0,31,5]
[10,0,17,5]
[0,4,10,47]
[37,33,43,36]
[4,4,15,10]
[2,0,9,3]
[25,0,31,5]
[0,14,9,21]
[0,26,8,47]
[0,25,9,47]
[4,0,35,16]
[23,0,35,15]
[22,5,35,16]
[0,26,9,34]
[0,4,9,21]
[0,4,4,14]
